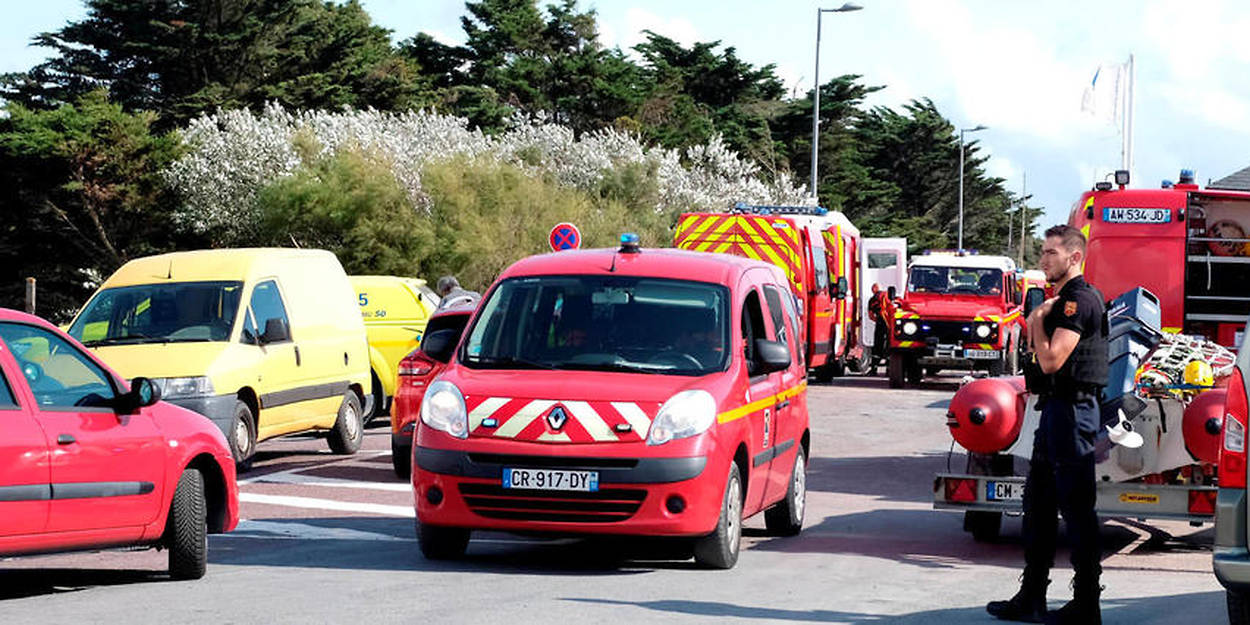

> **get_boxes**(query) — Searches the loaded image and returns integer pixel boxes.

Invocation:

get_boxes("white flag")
[1081,62,1126,125]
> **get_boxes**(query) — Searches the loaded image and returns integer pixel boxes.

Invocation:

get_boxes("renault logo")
[546,406,568,430]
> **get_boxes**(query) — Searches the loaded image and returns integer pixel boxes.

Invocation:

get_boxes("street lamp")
[810,3,863,200]
[958,124,988,251]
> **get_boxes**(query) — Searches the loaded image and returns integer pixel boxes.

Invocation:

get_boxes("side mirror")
[118,376,162,414]
[1013,290,1023,306]
[753,338,791,375]
[421,328,459,364]
[835,277,849,300]
[260,318,290,344]
[1023,287,1046,317]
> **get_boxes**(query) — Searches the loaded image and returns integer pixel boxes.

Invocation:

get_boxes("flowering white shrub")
[164,104,806,241]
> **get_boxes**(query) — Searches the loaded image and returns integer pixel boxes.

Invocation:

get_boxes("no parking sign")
[549,222,582,251]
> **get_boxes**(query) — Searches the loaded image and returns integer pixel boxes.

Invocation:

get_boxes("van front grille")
[458,482,646,523]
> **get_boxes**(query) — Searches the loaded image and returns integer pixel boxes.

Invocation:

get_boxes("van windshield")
[461,276,730,376]
[68,281,245,346]
[908,266,1003,297]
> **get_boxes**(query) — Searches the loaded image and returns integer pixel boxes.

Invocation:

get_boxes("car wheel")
[1230,589,1250,625]
[888,353,905,389]
[694,463,743,569]
[964,510,1002,542]
[392,438,412,480]
[905,357,923,384]
[764,446,806,536]
[327,391,364,455]
[166,468,208,580]
[417,521,470,560]
[229,401,256,473]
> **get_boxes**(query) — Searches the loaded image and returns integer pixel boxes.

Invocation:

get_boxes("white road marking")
[222,519,411,541]
[242,470,411,492]
[240,493,415,518]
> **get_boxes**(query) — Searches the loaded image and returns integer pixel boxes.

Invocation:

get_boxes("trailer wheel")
[905,358,923,385]
[1230,589,1250,625]
[964,510,1002,542]
[888,353,905,388]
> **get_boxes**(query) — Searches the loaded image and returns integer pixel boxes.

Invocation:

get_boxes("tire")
[811,361,834,383]
[925,366,941,377]
[905,358,923,385]
[988,356,1005,377]
[764,446,806,536]
[228,400,256,474]
[165,468,208,580]
[888,353,905,389]
[392,438,412,480]
[417,522,470,560]
[327,391,364,455]
[964,510,1002,542]
[1229,589,1250,625]
[694,463,743,569]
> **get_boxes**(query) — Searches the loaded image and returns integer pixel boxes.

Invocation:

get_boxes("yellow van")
[349,276,439,422]
[66,249,371,469]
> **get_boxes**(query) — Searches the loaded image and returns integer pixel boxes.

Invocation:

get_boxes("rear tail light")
[1220,367,1248,489]
[399,349,435,377]
[1188,489,1217,516]
[944,477,978,503]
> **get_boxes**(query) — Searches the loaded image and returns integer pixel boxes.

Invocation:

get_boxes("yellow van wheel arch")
[236,388,260,440]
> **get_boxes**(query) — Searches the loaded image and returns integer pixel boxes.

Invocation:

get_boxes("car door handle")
[57,434,76,445]
[294,345,302,366]
[777,400,791,410]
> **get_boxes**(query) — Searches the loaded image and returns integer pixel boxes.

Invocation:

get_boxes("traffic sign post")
[549,222,582,251]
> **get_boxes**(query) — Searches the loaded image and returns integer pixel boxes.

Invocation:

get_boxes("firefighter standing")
[435,276,481,311]
[867,284,888,375]
[988,225,1108,624]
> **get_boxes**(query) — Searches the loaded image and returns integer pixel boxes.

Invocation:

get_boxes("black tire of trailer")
[1230,589,1250,625]
[888,353,906,389]
[964,510,1002,542]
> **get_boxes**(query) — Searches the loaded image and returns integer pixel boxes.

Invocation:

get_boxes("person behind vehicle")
[987,225,1108,624]
[435,276,480,311]
[978,271,1003,296]
[867,284,888,375]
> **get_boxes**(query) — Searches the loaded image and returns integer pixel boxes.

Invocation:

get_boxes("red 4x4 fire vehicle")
[888,252,1025,388]
[413,235,811,569]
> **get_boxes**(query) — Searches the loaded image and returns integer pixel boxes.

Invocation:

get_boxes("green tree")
[3,0,430,126]
[0,91,188,317]
[254,145,433,276]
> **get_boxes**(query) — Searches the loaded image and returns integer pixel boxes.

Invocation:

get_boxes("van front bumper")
[167,394,238,438]
[414,447,721,536]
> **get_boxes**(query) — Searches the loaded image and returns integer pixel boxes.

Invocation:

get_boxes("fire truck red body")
[673,205,866,380]
[1068,169,1250,348]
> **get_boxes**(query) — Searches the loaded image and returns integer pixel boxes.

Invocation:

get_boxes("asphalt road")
[0,374,1226,624]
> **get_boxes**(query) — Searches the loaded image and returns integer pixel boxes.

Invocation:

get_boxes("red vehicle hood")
[446,367,715,444]
[899,295,1010,320]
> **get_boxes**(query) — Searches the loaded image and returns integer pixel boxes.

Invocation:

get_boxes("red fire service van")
[673,204,866,380]
[1069,168,1250,347]
[412,235,811,569]
[888,252,1025,388]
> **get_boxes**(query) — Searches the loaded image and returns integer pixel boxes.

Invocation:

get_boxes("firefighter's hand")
[1030,297,1058,321]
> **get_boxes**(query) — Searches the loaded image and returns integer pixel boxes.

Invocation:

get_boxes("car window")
[0,323,116,411]
[421,314,472,350]
[249,280,292,342]
[809,238,830,291]
[867,252,898,269]
[742,289,771,376]
[0,366,17,409]
[762,285,791,352]
[68,281,243,345]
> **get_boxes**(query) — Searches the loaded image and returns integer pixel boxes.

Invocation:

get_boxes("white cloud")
[621,7,700,51]
[422,29,462,46]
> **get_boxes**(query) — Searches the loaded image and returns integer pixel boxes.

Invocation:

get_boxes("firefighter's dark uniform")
[990,275,1108,623]
[868,291,888,365]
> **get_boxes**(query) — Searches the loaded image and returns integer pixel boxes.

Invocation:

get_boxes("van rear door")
[1185,191,1250,346]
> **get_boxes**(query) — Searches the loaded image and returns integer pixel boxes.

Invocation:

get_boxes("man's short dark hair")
[1044,224,1086,253]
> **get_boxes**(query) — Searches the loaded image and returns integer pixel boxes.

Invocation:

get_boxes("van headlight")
[902,321,918,335]
[421,380,468,438]
[975,323,996,339]
[647,390,717,446]
[155,376,214,399]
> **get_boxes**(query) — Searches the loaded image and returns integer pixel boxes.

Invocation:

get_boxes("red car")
[413,236,811,569]
[0,308,238,579]
[391,304,476,479]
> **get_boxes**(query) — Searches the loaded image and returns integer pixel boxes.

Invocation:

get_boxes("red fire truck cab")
[888,253,1025,388]
[673,204,866,381]
[1068,168,1250,348]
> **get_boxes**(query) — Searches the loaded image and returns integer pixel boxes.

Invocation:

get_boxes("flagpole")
[1126,53,1135,172]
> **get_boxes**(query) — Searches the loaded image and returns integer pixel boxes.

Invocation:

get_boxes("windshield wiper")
[562,362,667,375]
[82,333,153,347]
[466,356,560,370]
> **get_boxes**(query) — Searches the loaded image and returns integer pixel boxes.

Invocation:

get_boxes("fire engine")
[673,204,867,380]
[888,252,1026,388]
[1067,168,1250,348]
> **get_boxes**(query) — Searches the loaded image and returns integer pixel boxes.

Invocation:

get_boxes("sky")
[5,0,1250,232]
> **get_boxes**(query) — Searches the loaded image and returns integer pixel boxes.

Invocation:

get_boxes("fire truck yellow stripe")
[494,400,555,438]
[737,218,790,273]
[469,397,512,431]
[612,402,652,437]
[564,401,618,442]
[695,217,737,252]
[717,382,808,424]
